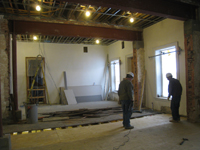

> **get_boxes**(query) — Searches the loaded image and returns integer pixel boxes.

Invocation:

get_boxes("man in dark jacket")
[118,72,134,129]
[166,73,182,122]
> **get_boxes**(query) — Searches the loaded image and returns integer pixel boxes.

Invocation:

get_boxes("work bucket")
[25,104,38,124]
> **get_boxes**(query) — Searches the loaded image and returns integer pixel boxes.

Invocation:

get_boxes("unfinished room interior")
[0,0,200,150]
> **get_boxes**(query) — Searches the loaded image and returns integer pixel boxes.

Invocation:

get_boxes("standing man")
[166,73,182,122]
[118,72,134,129]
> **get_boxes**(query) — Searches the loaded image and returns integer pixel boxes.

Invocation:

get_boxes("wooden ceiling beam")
[12,20,143,41]
[58,0,197,20]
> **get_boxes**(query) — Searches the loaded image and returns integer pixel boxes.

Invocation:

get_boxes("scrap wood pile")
[39,107,123,122]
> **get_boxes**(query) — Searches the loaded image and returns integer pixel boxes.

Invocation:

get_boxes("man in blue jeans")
[118,72,134,129]
[166,73,182,122]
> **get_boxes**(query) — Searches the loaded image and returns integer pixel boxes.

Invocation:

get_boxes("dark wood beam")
[13,20,143,41]
[58,0,197,20]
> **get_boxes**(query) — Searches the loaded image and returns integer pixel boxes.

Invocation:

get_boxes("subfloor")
[3,101,158,134]
[10,114,200,150]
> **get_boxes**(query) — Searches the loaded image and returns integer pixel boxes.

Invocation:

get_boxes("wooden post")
[132,48,138,109]
[139,71,146,111]
[64,71,68,90]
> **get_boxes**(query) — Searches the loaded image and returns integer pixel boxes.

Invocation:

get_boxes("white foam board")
[64,89,77,105]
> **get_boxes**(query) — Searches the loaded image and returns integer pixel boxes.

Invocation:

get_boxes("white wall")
[107,41,133,101]
[143,19,187,115]
[108,41,133,79]
[17,42,107,105]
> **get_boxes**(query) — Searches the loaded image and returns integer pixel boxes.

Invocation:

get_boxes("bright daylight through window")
[111,59,120,91]
[155,44,177,98]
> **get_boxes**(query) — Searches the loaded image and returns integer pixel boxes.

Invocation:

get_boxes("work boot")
[169,119,179,123]
[125,126,134,129]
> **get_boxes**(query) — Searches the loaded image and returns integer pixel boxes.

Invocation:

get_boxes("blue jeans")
[121,100,133,127]
[171,96,181,120]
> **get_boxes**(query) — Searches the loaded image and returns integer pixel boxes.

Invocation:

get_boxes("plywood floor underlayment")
[9,114,200,150]
[3,101,159,134]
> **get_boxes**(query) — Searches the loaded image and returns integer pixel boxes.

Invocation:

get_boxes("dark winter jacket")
[168,78,182,97]
[118,78,134,101]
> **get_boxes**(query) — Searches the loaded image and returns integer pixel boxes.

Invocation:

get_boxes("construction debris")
[39,107,122,121]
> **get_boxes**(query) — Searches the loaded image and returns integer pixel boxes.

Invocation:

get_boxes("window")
[155,43,178,98]
[110,59,120,91]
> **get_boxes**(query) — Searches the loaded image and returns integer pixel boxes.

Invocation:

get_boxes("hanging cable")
[38,42,62,103]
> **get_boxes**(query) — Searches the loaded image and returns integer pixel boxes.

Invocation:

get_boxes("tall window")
[155,43,178,98]
[111,59,120,91]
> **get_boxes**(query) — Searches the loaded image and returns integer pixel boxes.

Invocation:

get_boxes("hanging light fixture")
[130,17,134,23]
[33,36,37,40]
[36,5,41,11]
[85,11,91,17]
[96,39,100,44]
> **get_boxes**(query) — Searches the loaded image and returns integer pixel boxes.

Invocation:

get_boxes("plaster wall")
[143,19,187,115]
[17,42,107,105]
[108,41,133,80]
[107,41,133,101]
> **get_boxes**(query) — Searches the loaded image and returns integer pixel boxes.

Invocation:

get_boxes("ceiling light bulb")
[33,36,37,40]
[130,17,134,23]
[86,11,91,17]
[36,5,41,11]
[96,39,100,44]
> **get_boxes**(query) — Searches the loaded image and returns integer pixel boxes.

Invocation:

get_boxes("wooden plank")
[132,49,138,109]
[63,71,68,90]
[43,117,69,122]
[139,70,146,111]
[60,87,67,105]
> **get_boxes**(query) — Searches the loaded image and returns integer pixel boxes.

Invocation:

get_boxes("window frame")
[154,42,180,99]
[110,58,121,92]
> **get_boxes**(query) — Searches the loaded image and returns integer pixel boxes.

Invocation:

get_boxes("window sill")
[156,97,168,101]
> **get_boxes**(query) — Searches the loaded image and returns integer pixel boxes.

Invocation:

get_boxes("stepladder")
[27,55,50,104]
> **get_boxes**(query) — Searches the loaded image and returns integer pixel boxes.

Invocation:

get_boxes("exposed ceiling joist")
[3,0,197,45]
[12,20,143,41]
[59,0,197,20]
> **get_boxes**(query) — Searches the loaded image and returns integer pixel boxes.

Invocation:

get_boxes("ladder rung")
[28,89,45,91]
[29,96,45,99]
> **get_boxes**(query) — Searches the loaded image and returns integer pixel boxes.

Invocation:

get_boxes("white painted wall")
[17,42,107,105]
[143,19,187,115]
[107,41,133,101]
[108,41,133,79]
